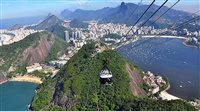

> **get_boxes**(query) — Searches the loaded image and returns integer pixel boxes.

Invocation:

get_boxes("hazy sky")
[1,0,199,19]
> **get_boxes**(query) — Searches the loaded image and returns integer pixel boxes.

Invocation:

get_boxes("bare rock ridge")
[20,35,54,65]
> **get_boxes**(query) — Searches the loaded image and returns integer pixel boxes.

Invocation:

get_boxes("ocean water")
[117,37,200,100]
[0,16,43,29]
[0,81,37,111]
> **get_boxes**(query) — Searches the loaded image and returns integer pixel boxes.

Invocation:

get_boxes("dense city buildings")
[0,28,41,46]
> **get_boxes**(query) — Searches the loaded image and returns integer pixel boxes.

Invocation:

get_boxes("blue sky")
[1,0,199,19]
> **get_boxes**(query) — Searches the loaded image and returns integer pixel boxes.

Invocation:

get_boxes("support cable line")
[125,0,143,27]
[134,0,169,35]
[125,0,180,39]
[124,0,156,38]
[150,0,180,26]
[126,0,143,32]
[151,15,200,45]
[184,10,200,19]
[128,16,200,48]
[119,1,198,47]
[172,16,200,29]
[171,9,200,27]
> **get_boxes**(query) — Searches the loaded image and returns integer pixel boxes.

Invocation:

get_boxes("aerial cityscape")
[0,0,200,111]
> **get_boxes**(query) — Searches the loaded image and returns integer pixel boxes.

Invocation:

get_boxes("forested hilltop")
[30,42,196,111]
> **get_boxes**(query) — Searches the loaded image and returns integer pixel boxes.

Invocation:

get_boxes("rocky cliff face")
[19,36,54,65]
[0,72,7,83]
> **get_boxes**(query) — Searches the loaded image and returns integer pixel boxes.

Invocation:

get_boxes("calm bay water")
[117,37,200,100]
[0,81,37,111]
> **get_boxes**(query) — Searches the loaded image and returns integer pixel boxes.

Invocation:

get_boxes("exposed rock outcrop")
[0,72,7,84]
[19,37,54,65]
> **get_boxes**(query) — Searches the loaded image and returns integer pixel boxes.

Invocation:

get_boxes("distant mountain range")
[61,2,197,28]
[3,2,198,30]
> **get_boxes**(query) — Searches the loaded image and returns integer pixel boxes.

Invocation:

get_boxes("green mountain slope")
[30,43,196,111]
[27,15,71,40]
[0,31,67,76]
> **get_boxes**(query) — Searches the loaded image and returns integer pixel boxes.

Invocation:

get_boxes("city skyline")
[1,0,199,19]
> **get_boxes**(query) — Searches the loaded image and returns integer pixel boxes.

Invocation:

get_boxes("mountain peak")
[60,9,72,19]
[28,15,64,30]
[46,15,59,21]
[120,2,126,6]
[120,2,127,11]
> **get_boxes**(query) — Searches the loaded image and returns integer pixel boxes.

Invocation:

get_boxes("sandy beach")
[143,35,186,39]
[160,91,180,100]
[159,85,181,100]
[9,75,42,84]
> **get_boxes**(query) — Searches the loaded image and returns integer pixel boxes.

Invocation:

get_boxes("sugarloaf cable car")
[99,59,113,84]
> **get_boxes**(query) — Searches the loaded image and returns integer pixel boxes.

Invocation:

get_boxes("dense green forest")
[31,43,196,111]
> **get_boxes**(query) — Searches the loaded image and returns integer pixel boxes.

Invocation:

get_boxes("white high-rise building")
[75,31,78,39]
[0,40,2,46]
[64,31,70,43]
[72,32,75,40]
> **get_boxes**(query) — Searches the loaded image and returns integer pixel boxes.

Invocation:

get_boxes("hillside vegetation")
[31,43,196,111]
[0,31,67,75]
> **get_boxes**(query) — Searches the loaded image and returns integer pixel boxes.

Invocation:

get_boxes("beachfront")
[143,35,186,39]
[160,91,180,100]
[159,84,180,100]
[9,75,42,84]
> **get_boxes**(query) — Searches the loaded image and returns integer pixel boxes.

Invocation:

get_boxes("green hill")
[30,43,196,111]
[0,31,67,76]
[27,15,72,40]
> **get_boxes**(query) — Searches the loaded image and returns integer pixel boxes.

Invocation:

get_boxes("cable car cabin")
[99,68,113,85]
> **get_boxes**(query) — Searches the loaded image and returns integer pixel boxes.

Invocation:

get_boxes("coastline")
[0,75,42,85]
[160,84,181,100]
[116,35,186,50]
[142,35,186,39]
[182,41,199,49]
[9,75,42,84]
[0,80,9,85]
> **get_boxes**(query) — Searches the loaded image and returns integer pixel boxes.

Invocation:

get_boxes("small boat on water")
[179,85,183,88]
